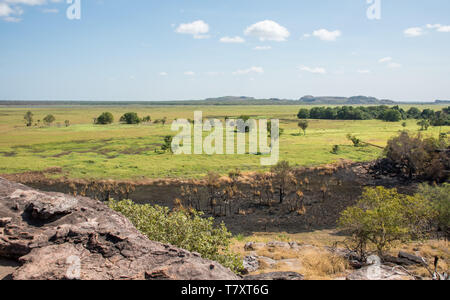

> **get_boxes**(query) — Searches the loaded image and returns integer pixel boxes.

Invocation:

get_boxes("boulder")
[244,272,304,281]
[244,242,266,251]
[0,178,239,280]
[243,255,259,274]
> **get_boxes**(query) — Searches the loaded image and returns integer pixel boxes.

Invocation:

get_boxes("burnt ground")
[2,160,420,235]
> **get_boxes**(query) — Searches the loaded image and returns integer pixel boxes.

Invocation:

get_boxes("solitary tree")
[64,120,70,127]
[96,112,114,125]
[24,111,33,127]
[161,117,167,126]
[120,112,141,124]
[297,120,309,136]
[417,119,430,131]
[43,114,56,126]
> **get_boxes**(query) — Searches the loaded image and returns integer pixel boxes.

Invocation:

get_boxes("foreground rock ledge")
[0,178,239,280]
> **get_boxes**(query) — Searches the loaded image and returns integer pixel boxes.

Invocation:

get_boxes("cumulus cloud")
[253,46,271,51]
[176,20,210,39]
[378,57,393,63]
[1,0,62,21]
[404,27,425,37]
[244,20,290,42]
[219,36,245,43]
[299,66,327,74]
[233,66,264,75]
[388,63,402,68]
[312,29,342,41]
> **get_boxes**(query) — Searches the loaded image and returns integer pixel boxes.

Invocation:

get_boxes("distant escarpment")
[0,178,238,280]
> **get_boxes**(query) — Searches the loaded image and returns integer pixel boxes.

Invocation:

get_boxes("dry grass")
[232,230,449,280]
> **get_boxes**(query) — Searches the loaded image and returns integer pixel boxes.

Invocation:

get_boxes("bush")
[297,109,310,119]
[43,114,56,125]
[417,183,450,236]
[24,111,33,127]
[120,112,141,124]
[96,112,114,125]
[339,187,434,257]
[108,199,243,273]
[384,131,449,182]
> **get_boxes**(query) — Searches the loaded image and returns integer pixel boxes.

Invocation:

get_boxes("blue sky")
[0,0,449,102]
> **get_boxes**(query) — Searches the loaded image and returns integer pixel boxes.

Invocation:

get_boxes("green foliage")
[161,135,173,153]
[297,108,310,119]
[297,120,309,135]
[417,119,430,131]
[108,199,243,273]
[331,145,340,154]
[417,183,450,235]
[43,114,56,125]
[339,187,434,256]
[24,111,33,127]
[347,134,363,147]
[120,112,141,124]
[96,112,114,125]
[64,120,70,127]
[142,115,151,123]
[381,109,402,122]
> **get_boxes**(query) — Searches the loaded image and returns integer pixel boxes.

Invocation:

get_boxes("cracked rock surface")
[0,178,239,280]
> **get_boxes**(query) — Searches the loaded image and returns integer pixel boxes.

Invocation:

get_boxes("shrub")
[96,112,114,125]
[120,112,141,124]
[161,135,173,153]
[108,199,243,273]
[331,145,340,154]
[43,114,56,126]
[384,131,449,181]
[339,187,434,257]
[417,183,450,236]
[417,119,430,131]
[24,111,33,127]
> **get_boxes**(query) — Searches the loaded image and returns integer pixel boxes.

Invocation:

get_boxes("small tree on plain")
[297,120,309,135]
[24,111,33,127]
[43,114,56,126]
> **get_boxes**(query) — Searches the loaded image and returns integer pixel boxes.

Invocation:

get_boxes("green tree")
[382,109,402,122]
[43,114,56,126]
[407,107,422,119]
[339,187,433,257]
[417,183,450,236]
[297,108,310,119]
[120,112,141,124]
[142,115,151,123]
[64,120,70,127]
[108,200,243,273]
[297,120,309,135]
[24,111,33,127]
[161,135,173,153]
[417,119,430,131]
[96,112,114,125]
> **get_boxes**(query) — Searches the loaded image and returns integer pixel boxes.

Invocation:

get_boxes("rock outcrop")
[0,178,239,280]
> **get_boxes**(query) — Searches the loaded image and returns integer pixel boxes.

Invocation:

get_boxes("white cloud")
[388,63,402,68]
[233,66,264,75]
[244,20,290,42]
[378,57,393,63]
[219,36,245,43]
[176,20,210,39]
[299,66,327,74]
[159,72,168,76]
[184,71,195,76]
[312,29,342,41]
[1,0,63,21]
[357,70,371,74]
[404,27,425,37]
[253,46,271,51]
[437,25,450,32]
[426,24,441,29]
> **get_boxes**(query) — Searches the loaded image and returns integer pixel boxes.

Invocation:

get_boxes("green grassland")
[0,105,448,180]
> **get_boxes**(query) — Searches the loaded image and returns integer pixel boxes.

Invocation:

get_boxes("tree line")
[297,105,450,124]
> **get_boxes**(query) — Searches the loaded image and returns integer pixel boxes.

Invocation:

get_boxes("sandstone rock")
[257,256,277,268]
[244,272,304,281]
[244,242,266,251]
[0,178,239,280]
[398,252,427,266]
[266,241,291,250]
[243,255,259,274]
